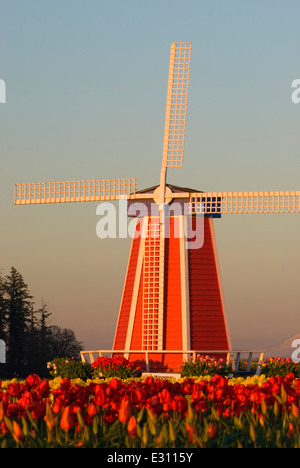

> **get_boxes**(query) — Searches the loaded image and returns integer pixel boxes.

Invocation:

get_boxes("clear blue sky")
[1,0,299,353]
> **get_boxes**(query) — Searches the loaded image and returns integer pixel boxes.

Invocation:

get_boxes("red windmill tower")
[15,42,300,372]
[112,42,230,372]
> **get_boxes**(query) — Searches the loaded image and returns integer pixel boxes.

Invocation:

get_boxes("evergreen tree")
[0,266,83,377]
[38,301,52,358]
[4,267,34,376]
[0,271,6,341]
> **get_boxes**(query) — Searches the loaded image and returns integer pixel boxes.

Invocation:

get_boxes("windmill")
[15,42,300,372]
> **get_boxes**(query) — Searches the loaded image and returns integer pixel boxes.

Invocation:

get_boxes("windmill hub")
[153,186,174,205]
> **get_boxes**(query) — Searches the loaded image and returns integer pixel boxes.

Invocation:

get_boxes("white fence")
[80,349,265,376]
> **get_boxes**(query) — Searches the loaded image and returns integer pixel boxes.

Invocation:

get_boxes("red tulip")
[26,374,41,388]
[118,397,131,423]
[94,387,106,407]
[292,403,299,418]
[52,397,64,414]
[287,422,294,440]
[13,420,23,442]
[38,380,50,396]
[207,423,217,439]
[60,406,74,431]
[127,415,137,437]
[87,402,98,417]
[0,402,4,422]
[186,423,197,443]
[0,420,9,435]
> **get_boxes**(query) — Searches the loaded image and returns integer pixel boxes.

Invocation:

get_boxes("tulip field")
[0,362,299,449]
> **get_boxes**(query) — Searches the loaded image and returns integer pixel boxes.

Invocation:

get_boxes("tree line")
[0,267,83,378]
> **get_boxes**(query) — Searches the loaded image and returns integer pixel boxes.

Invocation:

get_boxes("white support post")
[256,352,265,376]
[124,218,147,358]
[180,215,190,362]
[246,352,253,372]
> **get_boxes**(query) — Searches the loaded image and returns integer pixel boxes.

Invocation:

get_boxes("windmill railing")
[80,349,265,376]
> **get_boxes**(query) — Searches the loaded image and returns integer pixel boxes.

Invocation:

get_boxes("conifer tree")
[0,266,83,377]
[4,267,34,376]
[0,271,6,341]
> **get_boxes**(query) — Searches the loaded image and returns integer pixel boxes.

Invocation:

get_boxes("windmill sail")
[146,43,192,355]
[15,178,137,205]
[189,191,300,215]
[159,42,192,199]
[161,42,192,172]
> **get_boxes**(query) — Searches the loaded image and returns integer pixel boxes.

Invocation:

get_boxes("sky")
[0,0,299,355]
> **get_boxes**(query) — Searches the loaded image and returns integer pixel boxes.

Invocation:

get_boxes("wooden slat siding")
[128,216,184,373]
[188,217,229,351]
[128,218,183,372]
[129,267,144,352]
[113,221,142,350]
[163,217,183,371]
[114,215,229,372]
[129,265,169,371]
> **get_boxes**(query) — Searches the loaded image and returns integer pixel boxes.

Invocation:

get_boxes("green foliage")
[48,355,141,381]
[261,357,300,378]
[47,357,93,380]
[91,356,140,379]
[181,355,227,378]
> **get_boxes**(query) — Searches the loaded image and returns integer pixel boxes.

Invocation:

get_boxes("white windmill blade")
[189,190,300,215]
[161,42,192,173]
[14,178,137,205]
